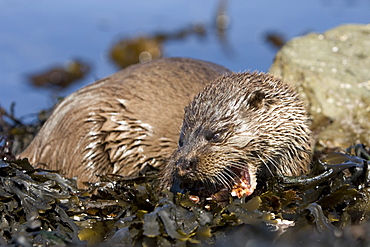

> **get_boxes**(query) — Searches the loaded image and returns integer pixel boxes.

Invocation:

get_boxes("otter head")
[162,72,311,201]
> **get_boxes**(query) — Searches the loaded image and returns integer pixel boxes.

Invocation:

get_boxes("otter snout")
[175,156,198,178]
[169,155,199,195]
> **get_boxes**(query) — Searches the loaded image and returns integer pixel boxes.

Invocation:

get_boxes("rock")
[269,24,370,149]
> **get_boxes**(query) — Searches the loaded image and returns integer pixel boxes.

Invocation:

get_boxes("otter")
[160,72,312,201]
[18,58,231,186]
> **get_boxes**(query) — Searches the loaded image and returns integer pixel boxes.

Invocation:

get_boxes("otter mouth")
[171,165,257,202]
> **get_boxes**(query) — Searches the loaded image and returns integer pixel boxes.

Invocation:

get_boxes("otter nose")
[176,157,198,176]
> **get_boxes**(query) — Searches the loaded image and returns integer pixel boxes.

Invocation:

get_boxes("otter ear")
[247,90,266,109]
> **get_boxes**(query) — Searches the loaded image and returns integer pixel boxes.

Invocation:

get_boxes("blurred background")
[1,0,369,120]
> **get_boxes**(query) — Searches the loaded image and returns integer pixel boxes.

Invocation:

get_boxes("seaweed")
[0,159,84,246]
[1,131,370,246]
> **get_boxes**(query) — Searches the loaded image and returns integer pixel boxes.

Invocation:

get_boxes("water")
[1,0,369,118]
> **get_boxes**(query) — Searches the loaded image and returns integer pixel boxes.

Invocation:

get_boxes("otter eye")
[204,130,221,142]
[178,132,184,147]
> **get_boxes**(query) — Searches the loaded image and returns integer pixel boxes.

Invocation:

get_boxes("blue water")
[1,0,369,118]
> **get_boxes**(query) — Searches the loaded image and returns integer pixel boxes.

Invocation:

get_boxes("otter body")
[20,58,311,197]
[19,58,230,185]
[161,72,311,200]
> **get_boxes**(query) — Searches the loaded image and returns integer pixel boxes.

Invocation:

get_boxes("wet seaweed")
[1,135,370,246]
[0,159,84,246]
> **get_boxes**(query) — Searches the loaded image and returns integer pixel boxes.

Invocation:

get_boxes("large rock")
[269,24,370,149]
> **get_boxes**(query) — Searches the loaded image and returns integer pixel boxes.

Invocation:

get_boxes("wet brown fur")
[18,58,231,186]
[161,72,312,197]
